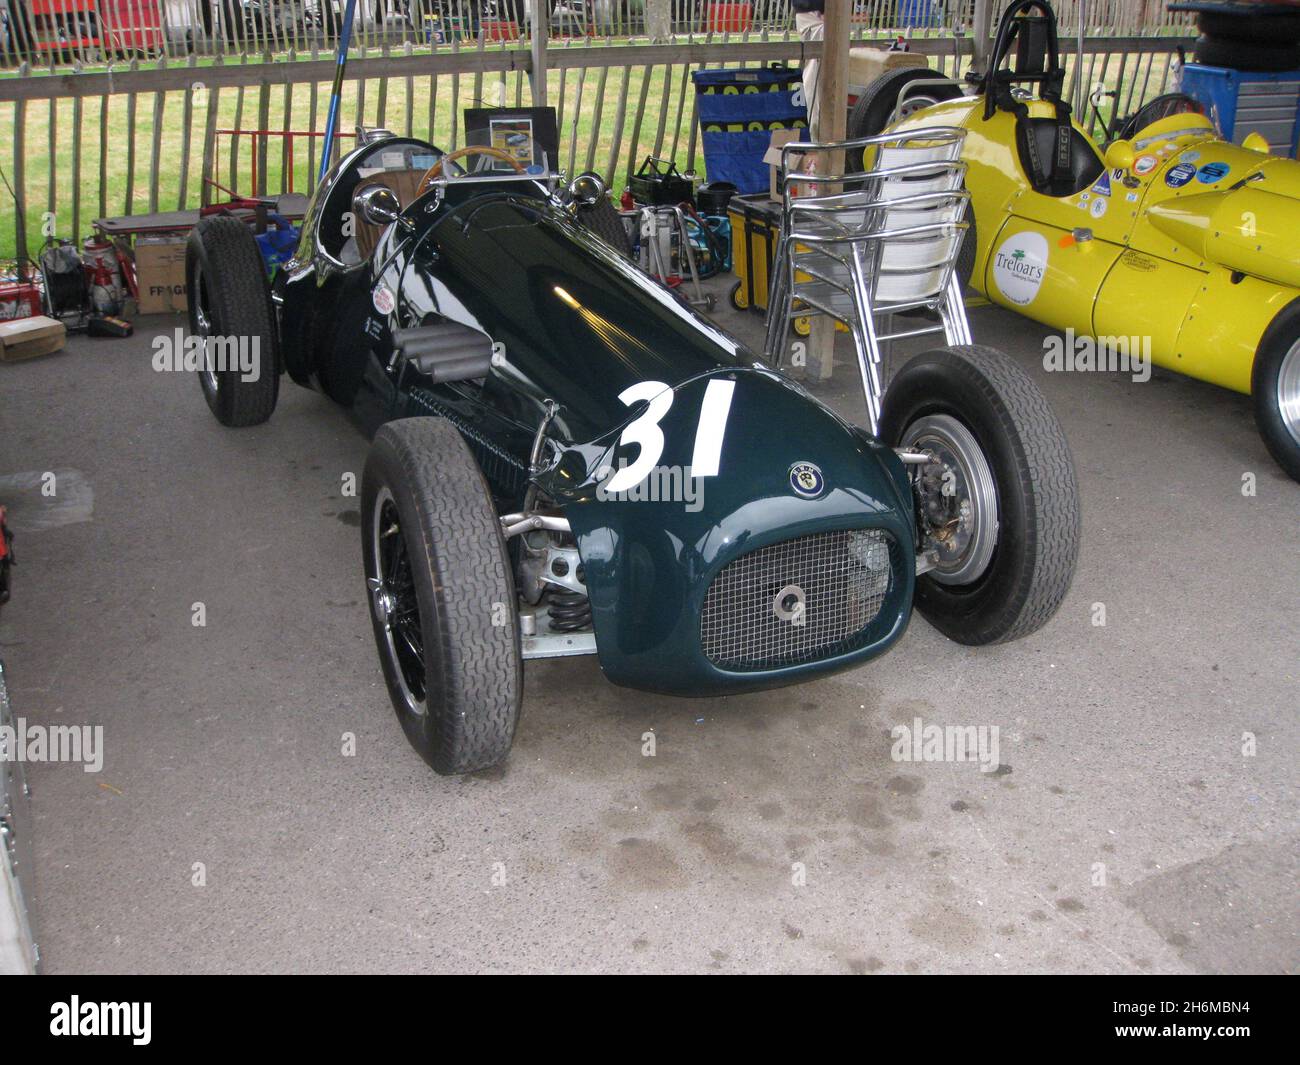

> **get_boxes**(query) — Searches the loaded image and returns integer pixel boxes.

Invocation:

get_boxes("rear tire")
[1252,312,1300,483]
[881,345,1080,644]
[186,216,279,427]
[361,418,522,775]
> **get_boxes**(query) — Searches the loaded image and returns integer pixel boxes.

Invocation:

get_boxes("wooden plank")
[71,94,83,240]
[148,87,166,214]
[624,64,653,184]
[124,74,138,216]
[651,61,672,159]
[584,65,608,173]
[229,84,245,194]
[567,65,586,175]
[606,66,633,183]
[530,0,549,107]
[47,92,57,228]
[98,92,108,219]
[178,58,196,211]
[200,84,221,207]
[13,99,27,261]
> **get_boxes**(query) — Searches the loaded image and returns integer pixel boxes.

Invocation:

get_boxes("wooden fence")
[1,25,1192,261]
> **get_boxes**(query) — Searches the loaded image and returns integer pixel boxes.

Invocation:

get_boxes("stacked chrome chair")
[762,128,972,433]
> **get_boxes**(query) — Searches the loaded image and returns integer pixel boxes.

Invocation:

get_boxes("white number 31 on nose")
[603,378,736,493]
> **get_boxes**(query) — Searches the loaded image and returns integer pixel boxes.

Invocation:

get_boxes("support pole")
[971,0,994,73]
[530,0,549,109]
[806,0,849,382]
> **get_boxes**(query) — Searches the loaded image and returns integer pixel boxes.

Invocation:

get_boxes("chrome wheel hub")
[1278,339,1300,447]
[903,414,999,585]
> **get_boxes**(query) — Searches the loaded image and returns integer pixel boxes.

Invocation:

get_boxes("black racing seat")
[980,0,1101,198]
[1017,117,1104,197]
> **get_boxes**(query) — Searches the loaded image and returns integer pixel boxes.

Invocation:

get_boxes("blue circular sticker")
[1197,161,1230,184]
[789,461,825,498]
[1165,162,1197,188]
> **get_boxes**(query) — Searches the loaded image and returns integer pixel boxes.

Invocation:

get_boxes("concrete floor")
[1,278,1296,974]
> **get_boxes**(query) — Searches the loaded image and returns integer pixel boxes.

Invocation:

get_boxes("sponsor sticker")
[991,231,1049,307]
[1090,197,1108,218]
[1178,149,1201,164]
[372,284,395,315]
[1133,154,1159,176]
[1165,162,1197,188]
[1126,191,1138,202]
[1093,171,1112,197]
[1197,161,1230,184]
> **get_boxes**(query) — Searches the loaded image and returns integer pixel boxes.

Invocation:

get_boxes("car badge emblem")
[372,285,395,315]
[789,461,824,498]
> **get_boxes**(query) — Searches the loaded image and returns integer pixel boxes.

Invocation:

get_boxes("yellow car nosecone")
[866,0,1300,482]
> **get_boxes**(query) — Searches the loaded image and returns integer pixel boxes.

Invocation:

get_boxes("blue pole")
[319,0,360,186]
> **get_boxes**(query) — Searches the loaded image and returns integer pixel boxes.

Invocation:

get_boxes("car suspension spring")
[547,589,592,633]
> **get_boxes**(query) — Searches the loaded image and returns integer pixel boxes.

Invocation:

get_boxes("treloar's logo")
[991,231,1049,306]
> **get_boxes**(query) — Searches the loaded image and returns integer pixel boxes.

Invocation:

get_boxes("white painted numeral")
[605,378,735,491]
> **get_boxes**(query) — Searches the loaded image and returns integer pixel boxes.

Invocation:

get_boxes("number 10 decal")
[603,378,736,493]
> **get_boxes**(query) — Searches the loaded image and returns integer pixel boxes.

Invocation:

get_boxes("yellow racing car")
[856,0,1300,481]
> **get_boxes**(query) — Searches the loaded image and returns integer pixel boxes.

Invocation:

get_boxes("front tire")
[1252,319,1300,483]
[881,345,1080,645]
[361,418,522,775]
[186,216,279,427]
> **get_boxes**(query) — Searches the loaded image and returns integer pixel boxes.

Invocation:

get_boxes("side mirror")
[1104,139,1135,172]
[353,184,403,228]
[567,171,607,208]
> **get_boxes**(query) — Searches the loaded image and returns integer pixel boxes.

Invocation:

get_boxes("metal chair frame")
[763,127,972,435]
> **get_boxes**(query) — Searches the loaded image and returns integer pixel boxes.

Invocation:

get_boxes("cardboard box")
[763,128,806,200]
[135,234,189,314]
[0,315,66,362]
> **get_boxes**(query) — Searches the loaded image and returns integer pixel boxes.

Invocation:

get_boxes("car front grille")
[700,528,896,671]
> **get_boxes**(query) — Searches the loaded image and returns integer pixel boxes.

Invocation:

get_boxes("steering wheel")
[419,146,526,192]
[1110,93,1203,144]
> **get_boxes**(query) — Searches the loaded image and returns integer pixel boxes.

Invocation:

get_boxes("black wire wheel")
[367,486,427,713]
[361,417,522,775]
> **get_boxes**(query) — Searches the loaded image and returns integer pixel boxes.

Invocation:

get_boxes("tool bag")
[629,157,695,206]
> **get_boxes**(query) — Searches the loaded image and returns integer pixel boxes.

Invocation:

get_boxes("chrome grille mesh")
[700,529,895,670]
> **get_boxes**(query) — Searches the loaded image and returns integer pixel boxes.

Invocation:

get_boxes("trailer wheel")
[881,345,1080,644]
[362,418,522,775]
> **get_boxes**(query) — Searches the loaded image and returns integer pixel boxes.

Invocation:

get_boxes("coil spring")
[547,589,592,633]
